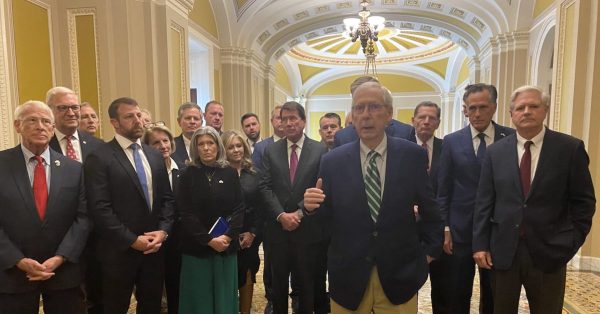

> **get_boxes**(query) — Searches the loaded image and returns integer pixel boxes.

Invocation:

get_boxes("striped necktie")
[365,150,381,222]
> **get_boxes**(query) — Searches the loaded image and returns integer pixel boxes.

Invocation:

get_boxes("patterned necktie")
[421,142,430,173]
[476,133,487,162]
[520,141,533,197]
[32,156,48,220]
[130,143,150,208]
[65,135,78,161]
[289,143,298,184]
[365,150,381,222]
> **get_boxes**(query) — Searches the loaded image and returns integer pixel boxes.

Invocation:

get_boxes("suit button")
[515,224,520,229]
[366,256,373,262]
[523,204,528,208]
[373,231,378,237]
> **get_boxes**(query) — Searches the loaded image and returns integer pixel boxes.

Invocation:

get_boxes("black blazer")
[308,137,442,310]
[240,169,264,236]
[49,130,103,162]
[0,146,91,293]
[473,129,596,272]
[83,139,175,262]
[428,136,443,193]
[176,165,244,257]
[259,137,328,244]
[171,135,189,168]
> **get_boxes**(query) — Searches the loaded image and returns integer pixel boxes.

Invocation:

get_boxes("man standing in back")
[318,112,342,151]
[172,102,203,168]
[437,83,514,313]
[241,113,262,153]
[204,100,225,134]
[84,97,175,314]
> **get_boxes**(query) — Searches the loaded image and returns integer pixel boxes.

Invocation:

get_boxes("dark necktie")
[476,133,487,162]
[32,156,48,220]
[65,135,78,161]
[289,144,298,184]
[520,141,533,197]
[421,142,430,173]
[130,143,151,208]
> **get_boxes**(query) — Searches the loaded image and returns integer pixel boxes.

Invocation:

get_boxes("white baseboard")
[569,254,600,272]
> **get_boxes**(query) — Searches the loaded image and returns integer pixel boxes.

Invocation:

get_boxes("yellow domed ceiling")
[289,29,456,65]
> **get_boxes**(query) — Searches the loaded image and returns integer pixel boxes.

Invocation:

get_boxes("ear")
[110,118,119,130]
[14,119,22,134]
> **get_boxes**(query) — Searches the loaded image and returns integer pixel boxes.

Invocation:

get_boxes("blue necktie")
[476,133,487,163]
[130,143,150,208]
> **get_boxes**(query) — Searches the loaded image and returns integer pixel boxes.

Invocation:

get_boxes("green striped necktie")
[365,150,382,222]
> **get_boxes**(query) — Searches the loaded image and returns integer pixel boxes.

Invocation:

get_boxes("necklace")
[205,169,216,184]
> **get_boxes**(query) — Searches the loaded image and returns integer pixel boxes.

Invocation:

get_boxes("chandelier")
[343,0,385,76]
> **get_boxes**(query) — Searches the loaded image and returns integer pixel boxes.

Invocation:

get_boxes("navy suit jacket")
[473,129,595,272]
[310,137,442,310]
[333,119,414,148]
[437,122,514,245]
[171,134,189,169]
[0,146,90,293]
[49,131,103,162]
[84,139,175,263]
[428,137,443,193]
[251,136,275,171]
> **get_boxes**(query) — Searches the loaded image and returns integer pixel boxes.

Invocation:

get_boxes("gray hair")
[188,126,229,168]
[352,82,393,113]
[510,85,549,110]
[46,86,77,107]
[14,100,54,123]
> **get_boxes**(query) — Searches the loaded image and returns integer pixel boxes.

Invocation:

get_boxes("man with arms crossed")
[473,86,595,313]
[304,82,442,313]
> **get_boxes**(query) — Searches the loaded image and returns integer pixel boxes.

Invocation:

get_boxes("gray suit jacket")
[0,146,90,293]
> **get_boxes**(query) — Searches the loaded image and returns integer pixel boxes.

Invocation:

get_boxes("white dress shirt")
[470,123,495,156]
[359,135,388,196]
[22,145,51,188]
[115,134,154,210]
[517,127,545,182]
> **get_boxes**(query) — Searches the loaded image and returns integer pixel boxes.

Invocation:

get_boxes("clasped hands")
[131,230,168,254]
[17,256,65,281]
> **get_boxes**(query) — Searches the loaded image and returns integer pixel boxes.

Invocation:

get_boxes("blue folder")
[208,217,229,237]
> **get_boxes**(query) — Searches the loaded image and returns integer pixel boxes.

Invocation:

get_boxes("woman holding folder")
[176,126,244,314]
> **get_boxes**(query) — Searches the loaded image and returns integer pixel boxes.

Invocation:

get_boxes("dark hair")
[413,101,441,119]
[350,76,379,94]
[177,102,201,120]
[463,83,498,104]
[319,112,342,127]
[240,112,260,125]
[109,97,138,119]
[280,101,306,121]
[205,100,223,112]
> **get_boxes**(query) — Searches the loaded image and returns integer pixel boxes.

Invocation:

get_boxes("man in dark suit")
[0,100,90,314]
[259,101,328,314]
[84,97,175,314]
[252,105,284,171]
[318,112,342,151]
[333,76,414,147]
[45,87,103,314]
[171,102,203,168]
[411,101,446,313]
[204,100,224,134]
[437,83,514,313]
[46,87,103,163]
[473,86,595,313]
[304,82,442,312]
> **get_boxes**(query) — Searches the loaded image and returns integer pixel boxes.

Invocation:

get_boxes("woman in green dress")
[177,126,244,314]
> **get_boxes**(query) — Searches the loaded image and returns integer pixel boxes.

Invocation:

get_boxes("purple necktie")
[289,144,298,184]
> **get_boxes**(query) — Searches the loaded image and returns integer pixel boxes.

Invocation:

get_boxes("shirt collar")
[360,134,388,158]
[55,128,78,141]
[273,134,282,142]
[416,136,434,148]
[470,122,495,140]
[168,157,179,172]
[21,144,51,164]
[516,127,545,147]
[115,133,142,150]
[287,134,305,149]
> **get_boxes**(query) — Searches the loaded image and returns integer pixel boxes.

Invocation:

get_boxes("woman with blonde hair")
[177,126,244,313]
[221,130,264,314]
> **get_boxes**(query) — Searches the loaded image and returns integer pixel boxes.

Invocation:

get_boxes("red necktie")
[65,135,78,161]
[33,156,48,220]
[421,142,430,173]
[289,144,298,184]
[520,141,533,197]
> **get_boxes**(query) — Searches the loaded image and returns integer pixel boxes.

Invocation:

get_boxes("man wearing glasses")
[47,87,103,163]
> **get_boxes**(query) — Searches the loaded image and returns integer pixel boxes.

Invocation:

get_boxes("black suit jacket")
[333,119,414,147]
[251,136,276,171]
[171,135,189,168]
[0,146,90,293]
[308,137,442,310]
[259,137,328,244]
[427,137,443,193]
[473,129,596,272]
[84,139,175,263]
[49,130,103,162]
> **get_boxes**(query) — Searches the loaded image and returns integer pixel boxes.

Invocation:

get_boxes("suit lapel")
[493,123,509,143]
[502,135,523,199]
[110,139,146,202]
[9,147,40,223]
[49,136,61,154]
[460,126,477,161]
[347,142,373,225]
[528,129,552,199]
[293,138,311,189]
[274,139,292,190]
[45,151,65,224]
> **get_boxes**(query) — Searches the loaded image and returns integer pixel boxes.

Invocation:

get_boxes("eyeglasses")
[144,121,166,129]
[21,117,54,127]
[352,103,384,114]
[54,104,81,112]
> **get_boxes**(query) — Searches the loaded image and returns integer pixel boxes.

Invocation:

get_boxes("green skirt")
[179,253,238,314]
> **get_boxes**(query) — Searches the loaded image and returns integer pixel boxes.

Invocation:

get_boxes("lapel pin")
[83,140,87,144]
[54,160,61,167]
[500,133,506,137]
[218,180,224,184]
